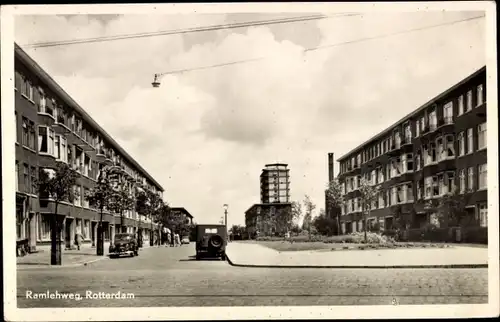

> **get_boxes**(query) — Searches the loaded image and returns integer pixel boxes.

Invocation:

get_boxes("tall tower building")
[260,163,290,203]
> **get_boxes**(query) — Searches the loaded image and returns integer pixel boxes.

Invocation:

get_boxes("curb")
[17,256,110,270]
[225,255,488,269]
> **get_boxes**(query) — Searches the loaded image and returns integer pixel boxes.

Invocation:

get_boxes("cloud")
[14,11,486,225]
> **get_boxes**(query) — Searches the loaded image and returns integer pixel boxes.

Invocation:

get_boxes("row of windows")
[340,82,485,174]
[341,163,487,215]
[16,72,154,188]
[15,112,156,188]
[342,123,487,190]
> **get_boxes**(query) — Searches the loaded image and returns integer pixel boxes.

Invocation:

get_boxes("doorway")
[65,217,74,249]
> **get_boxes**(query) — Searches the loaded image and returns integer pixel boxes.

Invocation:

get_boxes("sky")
[14,10,486,226]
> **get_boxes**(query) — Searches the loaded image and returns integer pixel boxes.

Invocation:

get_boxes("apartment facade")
[260,163,291,203]
[14,43,164,253]
[336,66,487,234]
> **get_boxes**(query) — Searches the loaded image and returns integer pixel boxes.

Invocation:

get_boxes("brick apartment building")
[14,43,164,253]
[336,66,487,234]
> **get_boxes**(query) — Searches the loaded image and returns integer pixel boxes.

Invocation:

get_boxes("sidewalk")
[225,242,489,268]
[17,242,112,268]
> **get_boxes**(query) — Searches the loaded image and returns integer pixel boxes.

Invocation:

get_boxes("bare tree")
[325,178,345,235]
[359,178,381,243]
[36,162,79,265]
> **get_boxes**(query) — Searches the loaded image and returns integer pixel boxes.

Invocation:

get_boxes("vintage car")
[195,224,227,260]
[181,236,190,245]
[109,233,139,258]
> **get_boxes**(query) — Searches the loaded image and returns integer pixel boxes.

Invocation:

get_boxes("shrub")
[461,227,487,244]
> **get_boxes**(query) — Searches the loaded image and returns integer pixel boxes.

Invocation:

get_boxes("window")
[404,123,412,142]
[425,177,433,199]
[378,192,385,208]
[406,183,414,202]
[459,169,466,193]
[436,137,445,161]
[15,161,19,191]
[394,131,401,148]
[38,126,54,155]
[386,190,391,207]
[371,170,377,185]
[438,173,446,196]
[377,167,384,183]
[353,198,358,213]
[458,95,464,115]
[467,128,473,154]
[83,220,90,239]
[478,203,487,227]
[22,118,29,147]
[21,77,33,100]
[356,154,361,166]
[38,94,53,116]
[429,110,437,131]
[74,185,82,206]
[430,142,437,163]
[386,163,391,180]
[55,135,68,163]
[432,176,439,197]
[458,132,465,156]
[478,123,486,150]
[417,181,423,200]
[415,151,421,170]
[82,188,90,208]
[478,164,487,189]
[30,166,37,194]
[467,167,474,190]
[420,116,426,133]
[445,172,455,194]
[397,185,403,204]
[443,102,453,124]
[466,90,472,112]
[415,119,420,137]
[23,164,29,192]
[391,186,397,205]
[476,84,484,106]
[38,215,51,241]
[445,135,455,159]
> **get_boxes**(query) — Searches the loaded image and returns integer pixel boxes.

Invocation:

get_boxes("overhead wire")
[21,13,359,48]
[153,14,485,77]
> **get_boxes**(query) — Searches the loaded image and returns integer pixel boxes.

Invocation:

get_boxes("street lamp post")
[223,204,228,241]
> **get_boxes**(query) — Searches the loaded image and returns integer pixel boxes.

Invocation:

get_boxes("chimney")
[328,153,334,183]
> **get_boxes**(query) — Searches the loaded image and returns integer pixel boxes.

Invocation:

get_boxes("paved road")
[17,243,488,307]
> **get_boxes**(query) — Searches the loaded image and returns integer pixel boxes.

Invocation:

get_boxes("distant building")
[169,207,194,225]
[260,163,290,203]
[245,203,292,237]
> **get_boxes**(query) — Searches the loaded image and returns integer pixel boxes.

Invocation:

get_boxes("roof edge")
[336,65,486,162]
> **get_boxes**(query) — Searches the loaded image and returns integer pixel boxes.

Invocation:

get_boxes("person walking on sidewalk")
[75,231,82,251]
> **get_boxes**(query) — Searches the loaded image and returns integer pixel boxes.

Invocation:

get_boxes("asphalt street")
[17,243,488,307]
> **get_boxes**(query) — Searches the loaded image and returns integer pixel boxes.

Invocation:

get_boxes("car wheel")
[221,253,226,261]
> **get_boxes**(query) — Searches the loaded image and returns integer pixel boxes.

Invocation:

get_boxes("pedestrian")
[174,233,180,247]
[75,232,82,251]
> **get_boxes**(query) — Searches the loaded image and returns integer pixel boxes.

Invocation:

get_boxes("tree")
[274,203,301,236]
[302,195,316,240]
[86,166,114,256]
[135,188,163,246]
[325,179,345,235]
[359,178,382,243]
[108,181,135,234]
[391,205,412,241]
[425,187,473,228]
[313,209,337,236]
[37,162,79,265]
[158,203,191,237]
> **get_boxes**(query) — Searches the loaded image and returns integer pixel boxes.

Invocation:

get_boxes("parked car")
[109,233,139,258]
[181,236,190,244]
[195,224,227,260]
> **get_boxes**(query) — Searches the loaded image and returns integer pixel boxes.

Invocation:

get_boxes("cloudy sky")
[14,10,485,226]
